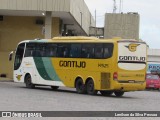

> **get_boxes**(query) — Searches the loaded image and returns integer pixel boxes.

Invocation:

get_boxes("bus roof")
[52,36,99,40]
[19,36,145,44]
[50,37,120,43]
[50,36,144,43]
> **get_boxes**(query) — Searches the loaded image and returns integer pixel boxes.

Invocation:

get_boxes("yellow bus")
[9,36,147,97]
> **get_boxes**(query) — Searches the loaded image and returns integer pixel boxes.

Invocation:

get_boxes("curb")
[0,80,14,82]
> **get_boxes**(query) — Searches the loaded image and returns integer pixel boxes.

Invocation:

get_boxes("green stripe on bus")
[42,58,61,81]
[33,57,61,81]
[33,57,51,80]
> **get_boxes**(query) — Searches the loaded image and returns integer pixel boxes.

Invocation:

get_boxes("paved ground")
[0,82,160,119]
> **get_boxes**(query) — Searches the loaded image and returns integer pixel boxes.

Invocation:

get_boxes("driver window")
[14,43,25,70]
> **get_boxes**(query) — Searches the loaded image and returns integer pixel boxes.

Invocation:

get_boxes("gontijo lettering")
[119,56,146,61]
[59,60,86,68]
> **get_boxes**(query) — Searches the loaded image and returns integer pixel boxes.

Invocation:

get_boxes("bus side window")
[34,44,42,57]
[81,44,94,58]
[81,48,87,58]
[57,46,63,57]
[47,44,57,57]
[95,44,103,59]
[57,44,70,58]
[39,44,46,57]
[25,43,36,57]
[70,44,81,58]
[104,43,113,58]
[63,47,69,57]
[104,48,110,58]
[95,48,103,58]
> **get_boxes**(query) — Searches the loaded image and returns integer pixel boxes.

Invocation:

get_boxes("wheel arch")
[74,76,84,88]
[74,76,95,88]
[24,73,31,83]
[85,77,95,85]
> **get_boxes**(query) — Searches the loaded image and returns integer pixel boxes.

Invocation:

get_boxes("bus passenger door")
[14,43,25,82]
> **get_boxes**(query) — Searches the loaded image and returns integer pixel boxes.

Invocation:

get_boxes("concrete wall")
[52,17,60,37]
[148,49,160,62]
[0,16,60,78]
[0,0,95,35]
[0,0,70,12]
[104,13,139,40]
[0,16,44,51]
[0,16,60,51]
[70,0,95,34]
[0,52,14,79]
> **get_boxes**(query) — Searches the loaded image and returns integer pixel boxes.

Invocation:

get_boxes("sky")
[84,0,160,49]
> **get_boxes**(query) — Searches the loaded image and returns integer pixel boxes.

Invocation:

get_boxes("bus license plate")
[149,85,154,87]
[128,80,135,83]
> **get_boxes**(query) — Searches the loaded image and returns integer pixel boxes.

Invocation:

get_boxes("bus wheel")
[114,91,124,97]
[51,86,59,90]
[100,91,113,96]
[86,79,97,95]
[25,75,35,89]
[76,78,86,94]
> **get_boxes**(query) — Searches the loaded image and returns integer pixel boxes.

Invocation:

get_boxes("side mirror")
[9,51,14,61]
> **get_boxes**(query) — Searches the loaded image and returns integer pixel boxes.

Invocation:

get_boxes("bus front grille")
[101,72,110,89]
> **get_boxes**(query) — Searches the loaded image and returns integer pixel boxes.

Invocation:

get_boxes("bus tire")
[114,91,124,97]
[51,86,59,90]
[86,79,97,95]
[76,78,86,94]
[25,74,35,89]
[100,91,113,96]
